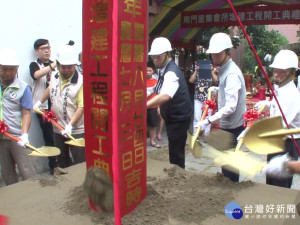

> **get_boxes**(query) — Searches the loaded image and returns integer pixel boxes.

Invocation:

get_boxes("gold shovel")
[33,108,85,147]
[204,107,268,177]
[188,88,214,158]
[205,105,267,153]
[204,132,266,177]
[243,116,289,155]
[3,131,60,157]
[207,147,266,177]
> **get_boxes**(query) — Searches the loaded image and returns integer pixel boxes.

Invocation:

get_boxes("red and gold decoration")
[42,110,57,123]
[83,0,147,223]
[243,109,262,127]
[0,121,9,134]
[203,99,217,115]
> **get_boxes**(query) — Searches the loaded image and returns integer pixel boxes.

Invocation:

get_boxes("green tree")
[242,25,288,76]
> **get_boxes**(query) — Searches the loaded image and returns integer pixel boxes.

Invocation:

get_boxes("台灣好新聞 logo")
[225,202,243,219]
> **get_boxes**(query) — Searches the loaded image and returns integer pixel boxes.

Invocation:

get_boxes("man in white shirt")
[29,39,57,175]
[256,49,300,188]
[147,37,192,169]
[196,33,246,182]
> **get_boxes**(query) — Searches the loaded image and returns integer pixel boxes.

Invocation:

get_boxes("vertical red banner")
[82,0,148,222]
[0,215,9,225]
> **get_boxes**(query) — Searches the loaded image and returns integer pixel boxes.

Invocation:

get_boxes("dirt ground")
[61,146,254,225]
[1,145,300,225]
[62,170,253,225]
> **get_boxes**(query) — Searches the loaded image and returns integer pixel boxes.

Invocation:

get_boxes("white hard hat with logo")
[0,48,19,66]
[206,33,233,54]
[148,37,172,55]
[56,45,77,65]
[269,50,299,69]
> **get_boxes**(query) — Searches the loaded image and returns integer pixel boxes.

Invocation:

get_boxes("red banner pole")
[111,1,121,224]
[83,0,148,223]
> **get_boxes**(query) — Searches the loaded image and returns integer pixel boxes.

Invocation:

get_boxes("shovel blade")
[188,126,202,151]
[29,146,61,157]
[29,151,49,157]
[192,141,203,158]
[243,117,284,155]
[212,150,266,177]
[65,138,85,147]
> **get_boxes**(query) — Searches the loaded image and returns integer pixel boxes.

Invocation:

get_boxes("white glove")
[208,86,219,96]
[194,119,210,130]
[33,100,42,110]
[61,124,73,137]
[262,153,292,178]
[254,100,270,112]
[236,127,249,141]
[17,133,29,148]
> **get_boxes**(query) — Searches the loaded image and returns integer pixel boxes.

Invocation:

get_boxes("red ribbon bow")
[203,99,217,114]
[0,121,9,134]
[42,110,57,123]
[243,109,261,127]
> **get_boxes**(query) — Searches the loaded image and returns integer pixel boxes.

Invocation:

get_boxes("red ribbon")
[203,99,217,114]
[0,121,9,134]
[243,109,261,127]
[42,110,57,123]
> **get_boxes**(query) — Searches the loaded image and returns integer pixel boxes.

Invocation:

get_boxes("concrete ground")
[147,128,300,191]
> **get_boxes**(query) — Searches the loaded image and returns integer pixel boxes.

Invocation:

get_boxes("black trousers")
[165,118,191,169]
[53,132,86,168]
[266,138,300,188]
[36,113,57,174]
[221,125,245,182]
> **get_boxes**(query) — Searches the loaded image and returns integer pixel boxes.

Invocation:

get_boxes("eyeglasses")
[39,46,51,51]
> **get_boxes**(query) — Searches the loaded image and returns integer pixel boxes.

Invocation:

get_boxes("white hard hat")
[148,37,172,55]
[269,50,299,69]
[56,45,77,65]
[0,48,19,66]
[206,33,233,54]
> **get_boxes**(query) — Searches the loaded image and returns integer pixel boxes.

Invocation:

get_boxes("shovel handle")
[200,87,213,121]
[3,132,20,142]
[194,106,209,137]
[191,88,215,151]
[33,108,64,131]
[2,131,46,154]
[194,96,212,140]
[33,108,79,143]
[200,106,209,121]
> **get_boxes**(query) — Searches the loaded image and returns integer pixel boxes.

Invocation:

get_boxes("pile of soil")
[61,146,254,225]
